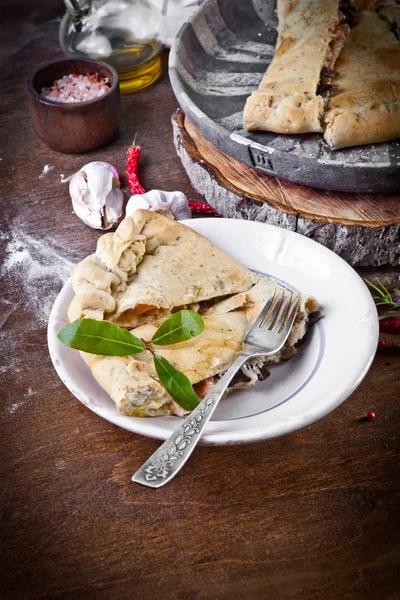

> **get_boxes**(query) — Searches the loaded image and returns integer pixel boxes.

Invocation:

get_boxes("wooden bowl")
[27,58,121,153]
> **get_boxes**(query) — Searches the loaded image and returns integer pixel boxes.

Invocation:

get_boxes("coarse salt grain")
[41,73,111,103]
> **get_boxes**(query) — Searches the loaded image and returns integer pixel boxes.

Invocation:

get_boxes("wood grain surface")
[1,2,400,599]
[182,116,400,228]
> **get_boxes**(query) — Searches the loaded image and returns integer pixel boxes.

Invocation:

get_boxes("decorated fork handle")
[132,354,249,488]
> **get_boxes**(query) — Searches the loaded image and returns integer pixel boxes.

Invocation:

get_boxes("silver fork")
[132,289,300,488]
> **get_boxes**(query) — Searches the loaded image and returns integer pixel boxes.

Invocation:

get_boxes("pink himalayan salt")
[40,72,111,103]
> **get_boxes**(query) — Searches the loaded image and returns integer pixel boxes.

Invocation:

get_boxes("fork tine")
[251,290,276,329]
[279,294,300,336]
[261,290,285,329]
[273,292,293,333]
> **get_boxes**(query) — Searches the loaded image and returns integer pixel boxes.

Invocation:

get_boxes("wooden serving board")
[172,110,400,268]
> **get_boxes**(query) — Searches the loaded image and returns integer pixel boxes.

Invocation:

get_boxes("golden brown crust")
[244,91,325,134]
[324,10,400,149]
[68,210,258,326]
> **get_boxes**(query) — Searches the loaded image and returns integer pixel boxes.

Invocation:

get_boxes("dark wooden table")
[1,3,400,599]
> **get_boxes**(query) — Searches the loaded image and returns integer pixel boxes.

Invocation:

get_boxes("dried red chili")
[188,200,220,216]
[126,135,146,195]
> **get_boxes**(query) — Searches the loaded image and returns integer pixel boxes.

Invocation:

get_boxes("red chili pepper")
[378,315,400,336]
[126,135,146,195]
[189,200,220,216]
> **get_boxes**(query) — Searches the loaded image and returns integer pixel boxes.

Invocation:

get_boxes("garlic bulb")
[64,162,124,230]
[125,189,191,221]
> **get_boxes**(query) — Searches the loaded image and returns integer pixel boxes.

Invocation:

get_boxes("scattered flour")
[7,386,32,414]
[1,224,76,414]
[9,401,25,415]
[1,226,74,325]
[38,164,54,179]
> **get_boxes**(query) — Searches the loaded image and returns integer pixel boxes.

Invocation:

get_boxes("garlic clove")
[103,187,125,230]
[84,163,114,213]
[125,189,191,221]
[68,162,124,230]
[125,196,153,214]
[164,191,191,220]
[72,196,103,229]
[86,161,120,181]
[69,170,90,207]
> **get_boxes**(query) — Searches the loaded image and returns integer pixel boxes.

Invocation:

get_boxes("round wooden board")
[172,110,400,267]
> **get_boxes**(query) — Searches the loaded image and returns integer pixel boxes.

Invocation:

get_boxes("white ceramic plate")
[48,218,378,445]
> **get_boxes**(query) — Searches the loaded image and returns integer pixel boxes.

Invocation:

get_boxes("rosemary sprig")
[365,277,400,320]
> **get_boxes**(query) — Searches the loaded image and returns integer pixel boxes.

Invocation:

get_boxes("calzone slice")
[81,278,319,417]
[67,211,319,418]
[68,210,258,328]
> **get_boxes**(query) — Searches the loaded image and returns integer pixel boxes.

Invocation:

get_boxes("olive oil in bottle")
[60,0,165,93]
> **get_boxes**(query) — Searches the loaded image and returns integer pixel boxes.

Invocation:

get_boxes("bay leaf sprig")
[151,309,204,345]
[57,310,204,410]
[153,355,200,411]
[57,319,145,356]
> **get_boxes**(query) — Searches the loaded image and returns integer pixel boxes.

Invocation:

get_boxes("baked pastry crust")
[243,0,340,134]
[277,0,301,24]
[68,210,258,328]
[324,9,400,149]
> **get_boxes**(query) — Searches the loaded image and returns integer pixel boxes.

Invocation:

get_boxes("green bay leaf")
[152,310,204,346]
[57,319,145,356]
[154,355,200,411]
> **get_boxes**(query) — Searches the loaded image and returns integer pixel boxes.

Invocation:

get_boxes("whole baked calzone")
[68,211,319,417]
[244,0,400,149]
[243,0,345,134]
